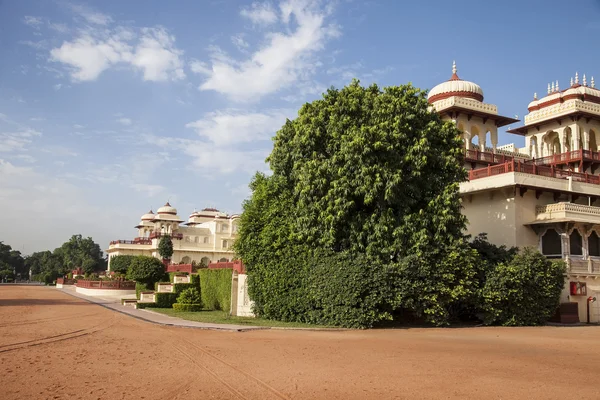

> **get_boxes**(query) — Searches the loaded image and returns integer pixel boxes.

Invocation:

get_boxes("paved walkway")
[58,285,267,332]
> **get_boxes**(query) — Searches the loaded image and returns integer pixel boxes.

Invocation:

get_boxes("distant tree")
[109,255,136,274]
[158,236,173,260]
[481,247,566,326]
[54,235,106,273]
[126,256,165,286]
[0,242,25,276]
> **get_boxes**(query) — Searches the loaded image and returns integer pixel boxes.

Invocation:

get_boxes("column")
[464,131,471,150]
[479,129,487,152]
[490,126,498,152]
[572,123,581,151]
[558,128,566,153]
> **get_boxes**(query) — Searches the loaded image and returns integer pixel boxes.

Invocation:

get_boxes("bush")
[127,256,166,286]
[110,255,136,274]
[177,287,202,305]
[155,292,178,308]
[305,251,402,328]
[481,247,566,326]
[198,269,231,311]
[135,282,151,299]
[158,236,173,259]
[173,303,203,312]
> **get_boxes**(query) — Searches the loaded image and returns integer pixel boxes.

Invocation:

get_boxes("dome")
[156,202,177,215]
[428,61,484,103]
[140,210,155,221]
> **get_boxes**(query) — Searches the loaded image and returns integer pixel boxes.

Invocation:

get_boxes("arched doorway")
[590,129,598,152]
[541,229,562,258]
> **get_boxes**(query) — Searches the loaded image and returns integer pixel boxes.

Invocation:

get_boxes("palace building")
[106,202,239,270]
[429,62,600,323]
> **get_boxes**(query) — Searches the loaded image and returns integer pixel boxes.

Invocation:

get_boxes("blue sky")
[1,0,600,254]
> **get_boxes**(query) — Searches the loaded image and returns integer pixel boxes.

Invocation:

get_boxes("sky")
[1,0,600,255]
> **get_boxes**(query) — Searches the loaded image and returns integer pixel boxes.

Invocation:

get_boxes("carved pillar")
[479,129,487,152]
[464,131,471,150]
[558,128,566,153]
[583,125,590,151]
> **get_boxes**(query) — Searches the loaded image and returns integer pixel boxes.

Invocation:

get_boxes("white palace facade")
[106,202,239,270]
[429,63,600,323]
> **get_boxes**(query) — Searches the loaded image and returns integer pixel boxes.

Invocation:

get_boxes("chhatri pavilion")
[429,62,600,322]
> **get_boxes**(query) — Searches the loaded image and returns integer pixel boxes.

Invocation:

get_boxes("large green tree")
[236,80,473,327]
[54,234,106,274]
[126,256,166,286]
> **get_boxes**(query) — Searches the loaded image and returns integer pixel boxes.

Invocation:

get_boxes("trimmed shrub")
[127,256,166,287]
[481,247,566,326]
[110,255,136,274]
[173,303,202,312]
[177,287,202,304]
[198,269,231,311]
[155,292,178,308]
[135,282,151,299]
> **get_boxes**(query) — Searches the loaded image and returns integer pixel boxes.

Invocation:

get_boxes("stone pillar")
[480,129,487,152]
[558,129,566,153]
[572,123,581,151]
[583,125,590,151]
[490,126,498,152]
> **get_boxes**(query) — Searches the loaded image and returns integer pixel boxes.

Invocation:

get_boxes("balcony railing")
[148,232,184,240]
[468,160,600,185]
[525,149,600,166]
[465,149,514,165]
[536,203,600,217]
[109,239,152,245]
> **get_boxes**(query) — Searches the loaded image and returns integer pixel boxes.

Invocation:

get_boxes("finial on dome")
[575,72,579,84]
[551,82,555,92]
[452,60,457,74]
[555,80,559,91]
[547,83,551,94]
[534,92,537,100]
[592,76,596,88]
[583,74,587,86]
[570,77,574,86]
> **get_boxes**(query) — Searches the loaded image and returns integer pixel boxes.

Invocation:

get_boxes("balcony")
[535,203,600,225]
[525,149,600,167]
[469,160,600,185]
[109,239,152,246]
[148,232,184,240]
[464,149,514,165]
[567,259,600,275]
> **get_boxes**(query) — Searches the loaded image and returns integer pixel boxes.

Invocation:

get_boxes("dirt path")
[1,285,599,399]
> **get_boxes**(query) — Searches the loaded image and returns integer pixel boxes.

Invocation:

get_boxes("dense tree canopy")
[109,255,136,274]
[54,234,106,274]
[0,242,25,278]
[236,81,474,327]
[126,256,166,286]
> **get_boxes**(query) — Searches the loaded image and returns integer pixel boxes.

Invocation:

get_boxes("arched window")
[181,256,191,264]
[570,229,583,256]
[589,231,600,257]
[541,229,562,258]
[203,237,209,244]
[200,257,210,266]
[218,257,228,262]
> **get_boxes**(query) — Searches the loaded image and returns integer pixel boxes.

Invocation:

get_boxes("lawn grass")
[148,308,333,328]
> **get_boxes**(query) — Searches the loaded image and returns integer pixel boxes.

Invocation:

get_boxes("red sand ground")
[1,286,599,399]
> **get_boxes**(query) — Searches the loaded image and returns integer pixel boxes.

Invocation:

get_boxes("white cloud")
[50,35,130,81]
[0,128,42,152]
[47,10,184,82]
[185,109,290,146]
[70,4,113,25]
[23,16,44,28]
[130,27,185,81]
[14,154,37,163]
[73,124,85,129]
[240,2,278,25]
[49,22,69,33]
[54,83,63,90]
[117,117,132,126]
[193,0,341,100]
[131,183,165,197]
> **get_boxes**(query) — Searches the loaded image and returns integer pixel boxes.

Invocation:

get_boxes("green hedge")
[198,269,232,311]
[173,303,202,312]
[155,292,178,308]
[135,302,154,309]
[135,282,151,299]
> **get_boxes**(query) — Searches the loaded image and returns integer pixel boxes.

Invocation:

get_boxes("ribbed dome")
[428,62,484,103]
[157,202,177,215]
[140,210,155,221]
